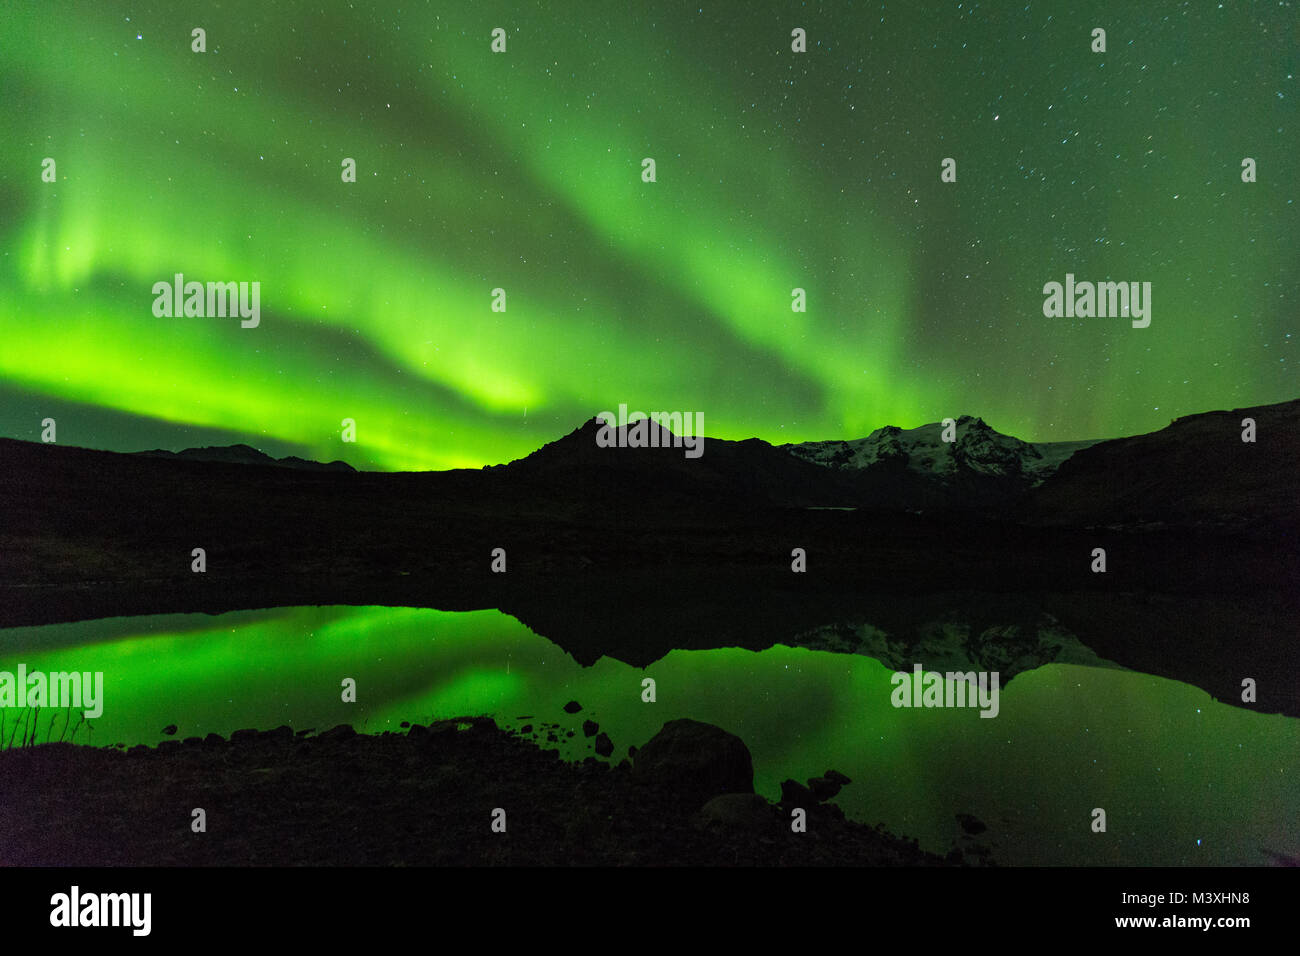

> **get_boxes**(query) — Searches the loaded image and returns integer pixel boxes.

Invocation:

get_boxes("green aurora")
[1,1,1294,469]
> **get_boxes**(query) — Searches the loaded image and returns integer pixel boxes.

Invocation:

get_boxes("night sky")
[1,1,1294,470]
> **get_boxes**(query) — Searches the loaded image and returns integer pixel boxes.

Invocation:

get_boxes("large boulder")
[633,719,754,809]
[779,778,815,807]
[697,793,775,831]
[807,776,842,802]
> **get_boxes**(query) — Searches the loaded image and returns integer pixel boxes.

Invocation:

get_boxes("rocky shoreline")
[0,716,965,866]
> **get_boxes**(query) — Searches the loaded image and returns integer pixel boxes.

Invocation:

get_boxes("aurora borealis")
[1,1,1294,470]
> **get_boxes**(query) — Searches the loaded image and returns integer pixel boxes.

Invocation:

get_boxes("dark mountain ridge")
[136,443,355,472]
[0,398,1293,637]
[1025,398,1299,535]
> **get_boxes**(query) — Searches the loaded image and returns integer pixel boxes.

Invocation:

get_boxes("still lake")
[1,605,1295,865]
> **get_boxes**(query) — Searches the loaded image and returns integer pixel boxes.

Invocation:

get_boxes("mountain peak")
[134,444,354,472]
[781,414,1096,485]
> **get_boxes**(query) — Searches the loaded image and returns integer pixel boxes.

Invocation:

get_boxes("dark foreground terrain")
[3,400,1296,636]
[0,717,955,867]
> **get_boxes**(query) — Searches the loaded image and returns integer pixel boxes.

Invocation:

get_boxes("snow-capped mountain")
[780,415,1099,487]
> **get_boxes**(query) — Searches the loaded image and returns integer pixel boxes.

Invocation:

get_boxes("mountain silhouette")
[136,444,355,472]
[0,398,1293,635]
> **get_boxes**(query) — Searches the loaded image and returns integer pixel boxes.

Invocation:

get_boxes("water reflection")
[0,605,1295,865]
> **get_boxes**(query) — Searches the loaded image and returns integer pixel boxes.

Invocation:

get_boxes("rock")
[957,813,987,835]
[427,723,461,737]
[697,793,774,830]
[295,728,314,737]
[563,700,582,714]
[633,719,754,809]
[399,721,410,728]
[161,724,178,736]
[807,776,842,802]
[203,733,225,747]
[519,724,533,734]
[262,725,294,743]
[127,744,149,755]
[582,720,599,737]
[182,736,204,747]
[230,728,259,744]
[318,724,357,742]
[824,769,852,786]
[407,724,428,738]
[594,732,613,757]
[547,732,558,742]
[779,779,815,807]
